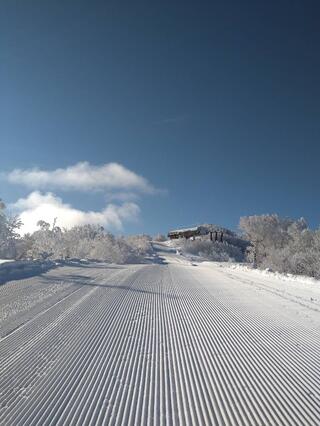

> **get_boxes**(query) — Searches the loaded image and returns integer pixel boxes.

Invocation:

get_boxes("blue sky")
[1,0,320,234]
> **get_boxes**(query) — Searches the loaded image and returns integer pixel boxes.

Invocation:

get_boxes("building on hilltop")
[168,223,248,246]
[167,226,208,240]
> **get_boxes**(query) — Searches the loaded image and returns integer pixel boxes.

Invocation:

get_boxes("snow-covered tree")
[0,199,22,259]
[239,214,320,277]
[239,214,294,266]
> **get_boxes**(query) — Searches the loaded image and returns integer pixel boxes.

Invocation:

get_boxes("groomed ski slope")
[0,245,320,425]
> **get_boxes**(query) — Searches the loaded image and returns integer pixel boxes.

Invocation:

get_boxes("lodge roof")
[168,226,200,234]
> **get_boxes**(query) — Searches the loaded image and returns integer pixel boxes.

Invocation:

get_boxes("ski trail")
[0,254,319,425]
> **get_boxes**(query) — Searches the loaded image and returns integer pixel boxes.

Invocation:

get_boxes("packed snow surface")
[0,244,319,425]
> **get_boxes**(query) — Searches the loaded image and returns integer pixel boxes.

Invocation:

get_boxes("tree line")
[1,198,320,277]
[0,200,152,264]
[175,215,320,279]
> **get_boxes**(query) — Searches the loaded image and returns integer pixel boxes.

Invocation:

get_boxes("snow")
[0,247,319,425]
[0,259,55,284]
[227,261,320,284]
[168,226,199,233]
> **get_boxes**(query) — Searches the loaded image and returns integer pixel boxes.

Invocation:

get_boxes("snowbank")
[225,262,320,286]
[0,259,15,265]
[190,258,320,287]
[0,260,56,284]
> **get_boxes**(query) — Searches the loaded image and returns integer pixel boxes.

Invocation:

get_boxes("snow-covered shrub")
[61,225,105,260]
[125,235,153,256]
[18,221,153,264]
[179,239,245,262]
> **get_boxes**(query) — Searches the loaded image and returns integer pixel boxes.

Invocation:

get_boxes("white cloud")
[11,191,140,235]
[6,162,155,193]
